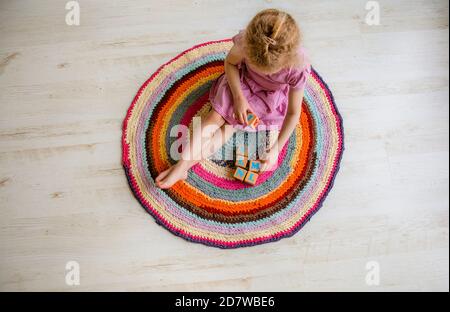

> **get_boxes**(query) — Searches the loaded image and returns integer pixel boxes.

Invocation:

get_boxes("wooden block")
[252,117,260,128]
[235,154,248,168]
[244,171,258,185]
[233,167,247,181]
[247,112,257,124]
[247,113,260,129]
[248,160,261,172]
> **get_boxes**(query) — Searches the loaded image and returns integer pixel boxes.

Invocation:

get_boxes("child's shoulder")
[232,29,245,45]
[291,46,311,72]
[285,46,311,90]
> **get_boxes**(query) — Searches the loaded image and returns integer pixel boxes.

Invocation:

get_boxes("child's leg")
[156,109,234,189]
[198,119,236,161]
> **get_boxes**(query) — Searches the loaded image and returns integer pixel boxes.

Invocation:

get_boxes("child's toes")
[156,181,166,189]
[156,177,168,189]
[155,168,171,183]
[158,179,172,189]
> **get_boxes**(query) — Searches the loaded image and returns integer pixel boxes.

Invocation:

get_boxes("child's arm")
[275,87,303,150]
[261,87,304,171]
[224,44,252,125]
[224,45,244,100]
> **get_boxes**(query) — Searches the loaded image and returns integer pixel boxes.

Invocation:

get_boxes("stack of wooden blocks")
[232,112,262,185]
[233,145,261,185]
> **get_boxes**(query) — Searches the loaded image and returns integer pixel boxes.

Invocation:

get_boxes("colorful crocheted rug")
[122,38,344,249]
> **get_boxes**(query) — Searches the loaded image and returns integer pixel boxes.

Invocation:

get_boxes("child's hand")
[260,148,279,172]
[233,95,252,125]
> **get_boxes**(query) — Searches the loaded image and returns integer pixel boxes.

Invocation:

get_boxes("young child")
[156,8,311,189]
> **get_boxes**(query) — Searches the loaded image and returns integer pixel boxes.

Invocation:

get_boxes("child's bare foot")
[155,161,190,189]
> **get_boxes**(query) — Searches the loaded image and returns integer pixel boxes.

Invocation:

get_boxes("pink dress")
[209,29,311,131]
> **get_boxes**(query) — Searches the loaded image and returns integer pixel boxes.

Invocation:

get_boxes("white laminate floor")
[0,0,448,291]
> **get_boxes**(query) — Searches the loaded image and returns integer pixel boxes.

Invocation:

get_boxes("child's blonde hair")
[243,8,301,73]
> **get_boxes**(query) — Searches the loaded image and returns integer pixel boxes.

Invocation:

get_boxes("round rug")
[122,38,344,248]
